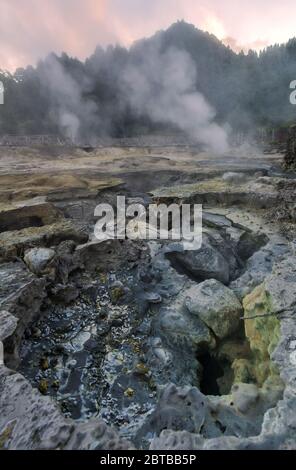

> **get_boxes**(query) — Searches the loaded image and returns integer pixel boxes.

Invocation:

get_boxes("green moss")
[241,284,282,387]
[38,378,49,395]
[135,363,149,376]
[51,380,60,390]
[148,378,157,391]
[124,387,135,398]
[232,358,255,384]
[152,178,237,199]
[110,286,125,304]
[40,356,49,371]
[127,338,142,354]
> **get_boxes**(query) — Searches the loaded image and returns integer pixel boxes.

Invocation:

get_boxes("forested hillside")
[1,21,296,141]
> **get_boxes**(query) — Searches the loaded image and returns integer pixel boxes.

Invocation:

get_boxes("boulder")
[0,220,89,263]
[24,247,55,275]
[230,238,290,299]
[0,310,18,342]
[156,306,215,352]
[0,367,133,450]
[231,383,259,414]
[76,238,144,272]
[150,285,216,388]
[185,279,242,339]
[144,383,262,448]
[0,262,45,314]
[150,430,204,450]
[202,211,232,229]
[0,262,46,367]
[237,231,268,261]
[50,283,79,304]
[64,418,134,450]
[0,311,18,367]
[54,240,81,284]
[0,367,72,450]
[138,384,208,442]
[167,236,231,284]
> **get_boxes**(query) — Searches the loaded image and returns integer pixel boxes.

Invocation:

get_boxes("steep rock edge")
[151,256,296,450]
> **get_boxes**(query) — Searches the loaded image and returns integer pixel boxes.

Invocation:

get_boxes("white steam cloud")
[39,54,99,142]
[122,46,229,153]
[38,46,229,152]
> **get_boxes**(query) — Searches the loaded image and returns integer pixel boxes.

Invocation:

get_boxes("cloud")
[222,36,269,53]
[1,0,296,71]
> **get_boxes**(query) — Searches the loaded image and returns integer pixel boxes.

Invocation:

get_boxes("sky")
[1,0,296,72]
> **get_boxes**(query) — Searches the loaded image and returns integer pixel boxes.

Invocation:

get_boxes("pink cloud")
[222,36,269,54]
[0,0,296,71]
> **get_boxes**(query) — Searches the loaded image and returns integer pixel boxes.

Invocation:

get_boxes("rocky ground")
[0,144,296,450]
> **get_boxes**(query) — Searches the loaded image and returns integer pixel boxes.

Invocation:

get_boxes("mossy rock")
[39,356,49,371]
[124,387,135,398]
[242,283,281,387]
[38,378,49,395]
[135,363,150,376]
[110,286,125,304]
[152,178,241,200]
[232,358,255,384]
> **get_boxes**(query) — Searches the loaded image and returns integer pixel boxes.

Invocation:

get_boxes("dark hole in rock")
[0,216,44,233]
[81,146,95,153]
[198,353,234,396]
